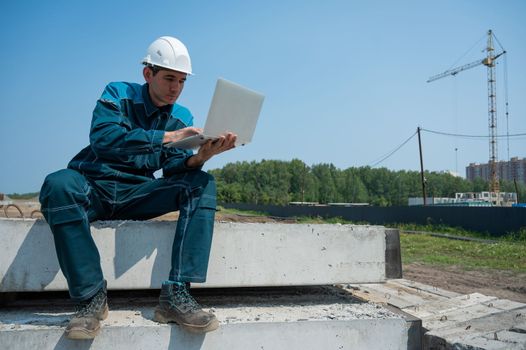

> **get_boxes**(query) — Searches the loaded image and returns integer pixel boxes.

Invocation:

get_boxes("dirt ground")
[2,200,525,303]
[404,263,526,303]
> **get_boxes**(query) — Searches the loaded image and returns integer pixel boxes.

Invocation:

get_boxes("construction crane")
[427,30,506,200]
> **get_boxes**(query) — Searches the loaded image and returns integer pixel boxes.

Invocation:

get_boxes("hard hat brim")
[142,61,194,76]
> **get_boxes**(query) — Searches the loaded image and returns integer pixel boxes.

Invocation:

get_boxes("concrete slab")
[347,279,526,349]
[421,299,524,331]
[510,321,526,333]
[424,306,526,350]
[384,228,402,279]
[0,287,412,350]
[0,218,389,292]
[493,330,526,344]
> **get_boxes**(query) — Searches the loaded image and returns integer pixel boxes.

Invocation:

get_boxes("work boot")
[65,281,109,339]
[153,281,219,333]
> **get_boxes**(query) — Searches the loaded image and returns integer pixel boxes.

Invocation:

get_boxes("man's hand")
[186,133,237,168]
[162,127,203,144]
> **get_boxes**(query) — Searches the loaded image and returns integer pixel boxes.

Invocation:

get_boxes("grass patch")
[294,216,370,225]
[6,192,40,200]
[216,206,269,217]
[295,216,346,224]
[390,223,526,243]
[401,232,526,272]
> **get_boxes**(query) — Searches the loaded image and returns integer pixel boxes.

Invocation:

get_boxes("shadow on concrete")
[1,220,61,292]
[168,325,206,349]
[138,306,205,348]
[112,221,175,288]
[53,334,94,350]
[1,219,176,293]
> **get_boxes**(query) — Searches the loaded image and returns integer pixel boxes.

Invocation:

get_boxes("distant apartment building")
[466,157,526,184]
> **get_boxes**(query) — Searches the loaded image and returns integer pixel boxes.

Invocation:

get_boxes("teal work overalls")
[39,82,216,301]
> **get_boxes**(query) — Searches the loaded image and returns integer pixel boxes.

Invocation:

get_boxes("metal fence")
[220,203,526,236]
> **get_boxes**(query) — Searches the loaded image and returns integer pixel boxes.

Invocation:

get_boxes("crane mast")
[427,30,506,204]
[486,30,499,195]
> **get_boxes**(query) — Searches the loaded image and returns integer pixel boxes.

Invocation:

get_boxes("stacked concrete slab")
[0,218,416,349]
[0,286,413,350]
[348,279,526,349]
[1,219,395,291]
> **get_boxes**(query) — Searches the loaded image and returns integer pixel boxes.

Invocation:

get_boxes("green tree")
[209,159,522,206]
[288,159,319,202]
[471,177,489,192]
[254,160,292,204]
[341,168,368,203]
[311,163,338,204]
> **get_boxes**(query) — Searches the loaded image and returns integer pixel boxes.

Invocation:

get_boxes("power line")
[364,126,524,170]
[421,128,526,139]
[369,131,417,167]
[446,33,486,71]
[493,32,506,52]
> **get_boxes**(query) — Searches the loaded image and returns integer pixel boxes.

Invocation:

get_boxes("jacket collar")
[142,83,173,117]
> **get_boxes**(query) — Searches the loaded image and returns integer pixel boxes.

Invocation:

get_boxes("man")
[39,36,236,339]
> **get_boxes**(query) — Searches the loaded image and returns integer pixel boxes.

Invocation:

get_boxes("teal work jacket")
[68,82,195,183]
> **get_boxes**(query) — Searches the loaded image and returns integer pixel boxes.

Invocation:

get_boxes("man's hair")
[145,64,165,76]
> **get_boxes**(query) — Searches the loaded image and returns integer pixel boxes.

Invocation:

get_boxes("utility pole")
[301,163,306,203]
[514,178,520,203]
[455,147,458,175]
[417,127,427,205]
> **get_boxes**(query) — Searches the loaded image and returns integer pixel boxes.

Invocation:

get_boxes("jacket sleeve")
[161,106,201,177]
[89,83,165,168]
[161,147,196,177]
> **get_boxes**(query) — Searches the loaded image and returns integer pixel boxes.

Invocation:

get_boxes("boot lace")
[171,286,200,312]
[74,288,106,317]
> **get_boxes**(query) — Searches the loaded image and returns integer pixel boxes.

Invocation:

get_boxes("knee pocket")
[197,193,216,210]
[41,170,89,197]
[40,169,92,226]
[192,172,216,209]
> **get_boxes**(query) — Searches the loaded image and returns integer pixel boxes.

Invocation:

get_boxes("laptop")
[165,78,264,149]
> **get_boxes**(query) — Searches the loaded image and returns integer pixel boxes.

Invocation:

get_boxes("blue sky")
[1,0,525,193]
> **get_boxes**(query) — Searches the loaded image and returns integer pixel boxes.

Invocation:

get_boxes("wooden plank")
[402,293,498,319]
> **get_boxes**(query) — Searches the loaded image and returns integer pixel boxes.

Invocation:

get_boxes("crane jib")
[426,29,508,202]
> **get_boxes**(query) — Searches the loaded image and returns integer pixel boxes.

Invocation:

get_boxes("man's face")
[143,67,187,107]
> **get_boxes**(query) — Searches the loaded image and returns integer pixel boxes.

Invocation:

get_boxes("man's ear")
[143,66,152,83]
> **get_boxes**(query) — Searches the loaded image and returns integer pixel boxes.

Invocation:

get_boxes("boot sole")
[65,304,109,340]
[153,307,219,333]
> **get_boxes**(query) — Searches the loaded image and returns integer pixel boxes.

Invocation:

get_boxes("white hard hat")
[142,36,193,75]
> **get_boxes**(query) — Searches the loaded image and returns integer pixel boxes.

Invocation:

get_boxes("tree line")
[208,159,526,206]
